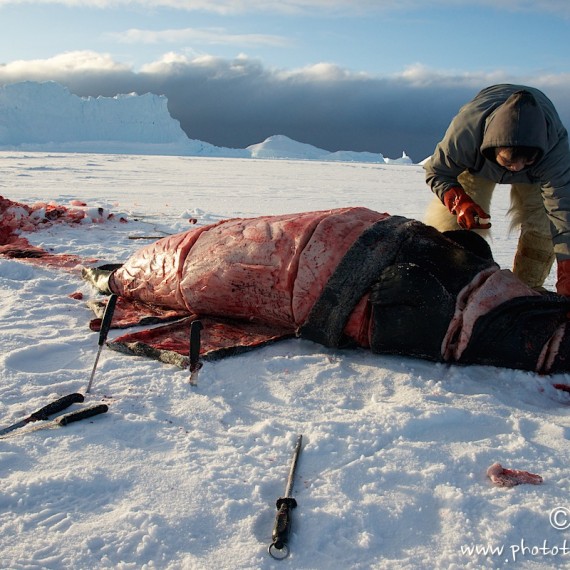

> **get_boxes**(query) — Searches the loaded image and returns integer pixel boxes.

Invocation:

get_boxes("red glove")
[556,259,570,296]
[443,186,491,230]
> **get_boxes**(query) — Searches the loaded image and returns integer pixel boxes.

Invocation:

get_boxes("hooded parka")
[424,84,570,260]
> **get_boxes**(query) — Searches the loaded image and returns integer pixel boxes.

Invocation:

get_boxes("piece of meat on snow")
[487,462,543,487]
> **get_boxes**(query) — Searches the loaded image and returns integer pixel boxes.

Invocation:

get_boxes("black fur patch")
[369,263,455,360]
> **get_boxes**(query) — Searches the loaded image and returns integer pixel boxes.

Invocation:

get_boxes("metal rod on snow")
[189,320,203,386]
[86,294,118,393]
[268,434,303,560]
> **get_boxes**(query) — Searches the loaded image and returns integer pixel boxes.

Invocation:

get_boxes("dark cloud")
[2,53,570,163]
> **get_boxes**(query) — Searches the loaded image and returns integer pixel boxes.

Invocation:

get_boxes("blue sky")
[1,0,570,160]
[2,1,569,75]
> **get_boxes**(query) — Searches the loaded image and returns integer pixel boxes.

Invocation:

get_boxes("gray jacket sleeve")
[424,112,484,201]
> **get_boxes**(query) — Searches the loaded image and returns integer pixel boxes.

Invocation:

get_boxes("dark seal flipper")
[459,296,570,371]
[81,264,123,295]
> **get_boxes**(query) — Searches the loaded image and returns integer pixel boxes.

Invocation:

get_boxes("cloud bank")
[2,51,570,162]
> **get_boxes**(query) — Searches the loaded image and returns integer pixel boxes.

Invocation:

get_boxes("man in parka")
[423,84,570,296]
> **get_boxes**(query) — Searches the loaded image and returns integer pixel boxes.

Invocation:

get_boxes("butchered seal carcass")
[83,207,570,374]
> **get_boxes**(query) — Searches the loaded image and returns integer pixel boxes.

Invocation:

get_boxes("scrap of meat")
[487,463,543,487]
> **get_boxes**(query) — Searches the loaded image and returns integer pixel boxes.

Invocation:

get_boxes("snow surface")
[0,151,568,570]
[0,82,412,164]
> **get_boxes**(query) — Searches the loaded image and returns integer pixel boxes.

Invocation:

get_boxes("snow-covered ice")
[0,152,568,570]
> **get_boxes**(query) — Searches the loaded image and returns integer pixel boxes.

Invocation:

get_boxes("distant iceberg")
[247,134,395,163]
[0,81,413,163]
